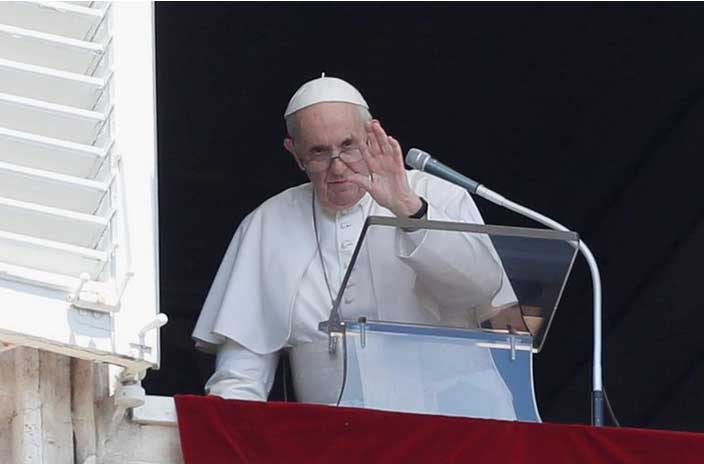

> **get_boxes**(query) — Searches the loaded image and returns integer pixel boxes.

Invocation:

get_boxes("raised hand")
[347,121,423,217]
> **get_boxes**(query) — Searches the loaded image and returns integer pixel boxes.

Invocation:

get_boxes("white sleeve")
[204,339,280,401]
[398,195,502,297]
[396,189,515,323]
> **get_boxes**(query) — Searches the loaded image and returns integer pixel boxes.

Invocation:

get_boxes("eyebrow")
[308,144,330,154]
[307,134,356,154]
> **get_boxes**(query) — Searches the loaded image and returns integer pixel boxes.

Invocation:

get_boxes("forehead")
[294,102,364,144]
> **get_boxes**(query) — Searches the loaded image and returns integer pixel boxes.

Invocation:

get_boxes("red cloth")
[175,394,704,464]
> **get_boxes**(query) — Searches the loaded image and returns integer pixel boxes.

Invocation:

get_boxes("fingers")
[366,120,400,158]
[359,142,380,173]
[366,121,381,157]
[388,136,403,162]
[372,122,392,155]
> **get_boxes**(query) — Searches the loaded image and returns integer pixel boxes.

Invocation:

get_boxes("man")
[193,75,514,413]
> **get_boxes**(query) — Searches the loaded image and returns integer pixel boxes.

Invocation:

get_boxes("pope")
[192,74,514,408]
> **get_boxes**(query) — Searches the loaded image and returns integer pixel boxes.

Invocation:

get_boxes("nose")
[329,154,347,175]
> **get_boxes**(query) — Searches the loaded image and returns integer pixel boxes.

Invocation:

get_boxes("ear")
[284,137,305,171]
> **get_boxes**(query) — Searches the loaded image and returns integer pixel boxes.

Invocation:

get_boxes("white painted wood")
[0,197,108,248]
[0,287,114,350]
[0,58,107,110]
[0,91,107,145]
[0,261,92,294]
[0,7,168,451]
[68,1,108,9]
[0,127,108,178]
[0,331,153,374]
[0,24,105,75]
[0,1,106,41]
[108,1,160,370]
[0,161,109,213]
[0,230,107,278]
[0,1,161,373]
[131,395,177,427]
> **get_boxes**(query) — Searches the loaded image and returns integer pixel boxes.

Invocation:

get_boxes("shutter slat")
[0,127,107,178]
[0,24,104,75]
[0,197,108,248]
[0,161,108,213]
[0,2,106,41]
[0,92,106,144]
[0,58,106,109]
[0,230,107,278]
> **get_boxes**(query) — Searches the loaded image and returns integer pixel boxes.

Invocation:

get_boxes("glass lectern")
[318,216,578,422]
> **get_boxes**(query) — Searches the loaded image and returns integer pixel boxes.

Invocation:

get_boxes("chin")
[323,188,364,211]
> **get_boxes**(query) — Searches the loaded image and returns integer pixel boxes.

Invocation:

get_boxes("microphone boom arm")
[476,186,604,426]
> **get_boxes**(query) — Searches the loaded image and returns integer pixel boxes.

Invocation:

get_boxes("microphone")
[405,148,481,194]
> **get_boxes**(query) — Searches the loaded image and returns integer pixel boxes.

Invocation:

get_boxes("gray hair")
[285,105,372,140]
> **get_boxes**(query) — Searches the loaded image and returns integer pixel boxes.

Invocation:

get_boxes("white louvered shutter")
[0,2,161,373]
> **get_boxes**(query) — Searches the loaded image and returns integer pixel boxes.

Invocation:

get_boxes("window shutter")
[0,2,161,374]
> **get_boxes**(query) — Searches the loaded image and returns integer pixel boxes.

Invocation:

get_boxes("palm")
[349,121,421,217]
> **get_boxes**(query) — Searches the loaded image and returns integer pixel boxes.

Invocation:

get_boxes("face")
[284,102,370,211]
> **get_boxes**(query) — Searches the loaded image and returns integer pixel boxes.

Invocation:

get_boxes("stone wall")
[0,347,182,464]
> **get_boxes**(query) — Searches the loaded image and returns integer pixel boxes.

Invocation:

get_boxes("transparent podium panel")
[336,321,538,421]
[318,216,579,420]
[323,216,579,352]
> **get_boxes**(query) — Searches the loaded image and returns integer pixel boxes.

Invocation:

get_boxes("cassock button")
[342,240,353,250]
[344,297,354,304]
[340,223,351,229]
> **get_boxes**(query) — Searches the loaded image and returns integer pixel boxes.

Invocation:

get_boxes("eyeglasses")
[303,147,364,173]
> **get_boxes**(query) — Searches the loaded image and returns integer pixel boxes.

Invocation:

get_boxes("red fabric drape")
[175,394,704,464]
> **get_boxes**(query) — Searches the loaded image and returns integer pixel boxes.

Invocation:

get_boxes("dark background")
[147,3,704,431]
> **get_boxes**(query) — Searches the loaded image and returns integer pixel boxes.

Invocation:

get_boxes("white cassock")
[192,169,517,417]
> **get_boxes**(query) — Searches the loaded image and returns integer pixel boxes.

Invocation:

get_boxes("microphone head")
[405,148,431,171]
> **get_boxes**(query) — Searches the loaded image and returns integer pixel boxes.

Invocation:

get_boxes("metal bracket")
[508,335,517,362]
[66,273,92,303]
[128,342,152,358]
[130,314,168,360]
[328,333,338,355]
[325,316,346,355]
[67,275,124,314]
[359,316,367,349]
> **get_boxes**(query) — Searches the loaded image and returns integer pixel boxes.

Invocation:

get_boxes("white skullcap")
[284,73,369,118]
